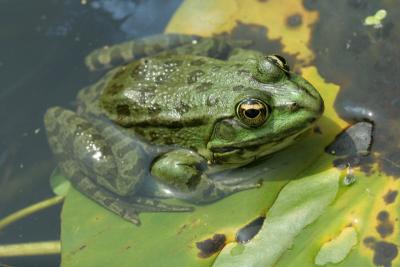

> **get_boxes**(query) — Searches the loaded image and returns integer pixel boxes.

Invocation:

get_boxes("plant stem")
[0,241,61,257]
[0,195,64,230]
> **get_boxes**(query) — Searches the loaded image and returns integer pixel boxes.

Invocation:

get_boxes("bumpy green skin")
[44,34,324,225]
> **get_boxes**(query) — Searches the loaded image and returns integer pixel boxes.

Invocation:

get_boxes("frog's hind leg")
[85,33,201,71]
[65,167,192,225]
[163,37,252,60]
[45,107,192,225]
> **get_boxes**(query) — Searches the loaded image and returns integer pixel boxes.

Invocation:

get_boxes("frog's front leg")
[151,150,261,204]
[85,33,201,71]
[44,107,192,225]
[85,33,252,71]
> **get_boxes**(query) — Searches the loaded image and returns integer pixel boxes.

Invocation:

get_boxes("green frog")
[44,34,324,225]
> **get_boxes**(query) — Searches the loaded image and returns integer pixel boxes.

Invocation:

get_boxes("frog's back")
[96,54,254,128]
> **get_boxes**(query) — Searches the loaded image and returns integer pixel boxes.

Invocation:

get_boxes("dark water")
[0,1,181,266]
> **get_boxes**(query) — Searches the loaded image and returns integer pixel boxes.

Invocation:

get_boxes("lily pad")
[50,168,71,197]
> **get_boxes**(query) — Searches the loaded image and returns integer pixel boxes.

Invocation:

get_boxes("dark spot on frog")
[195,82,213,91]
[196,234,226,258]
[130,62,143,78]
[376,211,394,238]
[189,146,198,153]
[186,173,201,191]
[363,237,398,267]
[150,43,163,53]
[112,67,128,80]
[237,69,250,76]
[211,65,221,72]
[116,104,130,117]
[286,13,303,28]
[236,216,265,243]
[206,96,219,106]
[79,245,86,251]
[148,131,159,142]
[214,120,237,140]
[175,101,191,115]
[107,83,124,95]
[187,70,205,84]
[155,74,167,84]
[162,137,174,145]
[190,59,206,66]
[232,85,245,91]
[147,103,161,115]
[383,190,398,205]
[258,0,268,2]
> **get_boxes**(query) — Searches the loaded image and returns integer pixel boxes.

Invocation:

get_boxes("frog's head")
[208,55,324,165]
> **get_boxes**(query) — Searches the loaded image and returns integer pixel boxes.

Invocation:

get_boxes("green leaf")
[213,168,340,267]
[49,168,71,197]
[314,227,357,266]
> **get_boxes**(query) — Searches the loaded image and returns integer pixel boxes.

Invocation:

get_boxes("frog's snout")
[299,80,324,121]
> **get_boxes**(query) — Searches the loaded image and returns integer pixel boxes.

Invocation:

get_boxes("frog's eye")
[236,98,270,127]
[266,55,290,72]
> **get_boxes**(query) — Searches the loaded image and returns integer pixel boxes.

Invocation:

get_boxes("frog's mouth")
[209,128,307,164]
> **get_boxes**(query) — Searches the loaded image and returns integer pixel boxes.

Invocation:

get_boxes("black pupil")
[244,109,260,118]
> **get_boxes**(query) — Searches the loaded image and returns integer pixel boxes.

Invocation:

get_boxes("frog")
[44,34,324,225]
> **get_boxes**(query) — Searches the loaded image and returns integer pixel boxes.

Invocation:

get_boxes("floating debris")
[364,9,387,29]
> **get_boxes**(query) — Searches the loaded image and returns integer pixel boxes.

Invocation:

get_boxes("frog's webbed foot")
[85,34,201,71]
[151,149,261,204]
[67,167,192,225]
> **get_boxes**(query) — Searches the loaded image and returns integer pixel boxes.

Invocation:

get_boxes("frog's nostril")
[319,99,325,115]
[309,117,317,124]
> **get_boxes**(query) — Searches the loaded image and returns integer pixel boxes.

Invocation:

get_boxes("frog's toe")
[121,210,141,226]
[129,196,194,213]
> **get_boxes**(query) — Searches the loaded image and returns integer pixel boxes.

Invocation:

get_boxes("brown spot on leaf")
[363,237,398,267]
[286,13,303,27]
[383,190,398,204]
[376,211,394,238]
[196,234,226,258]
